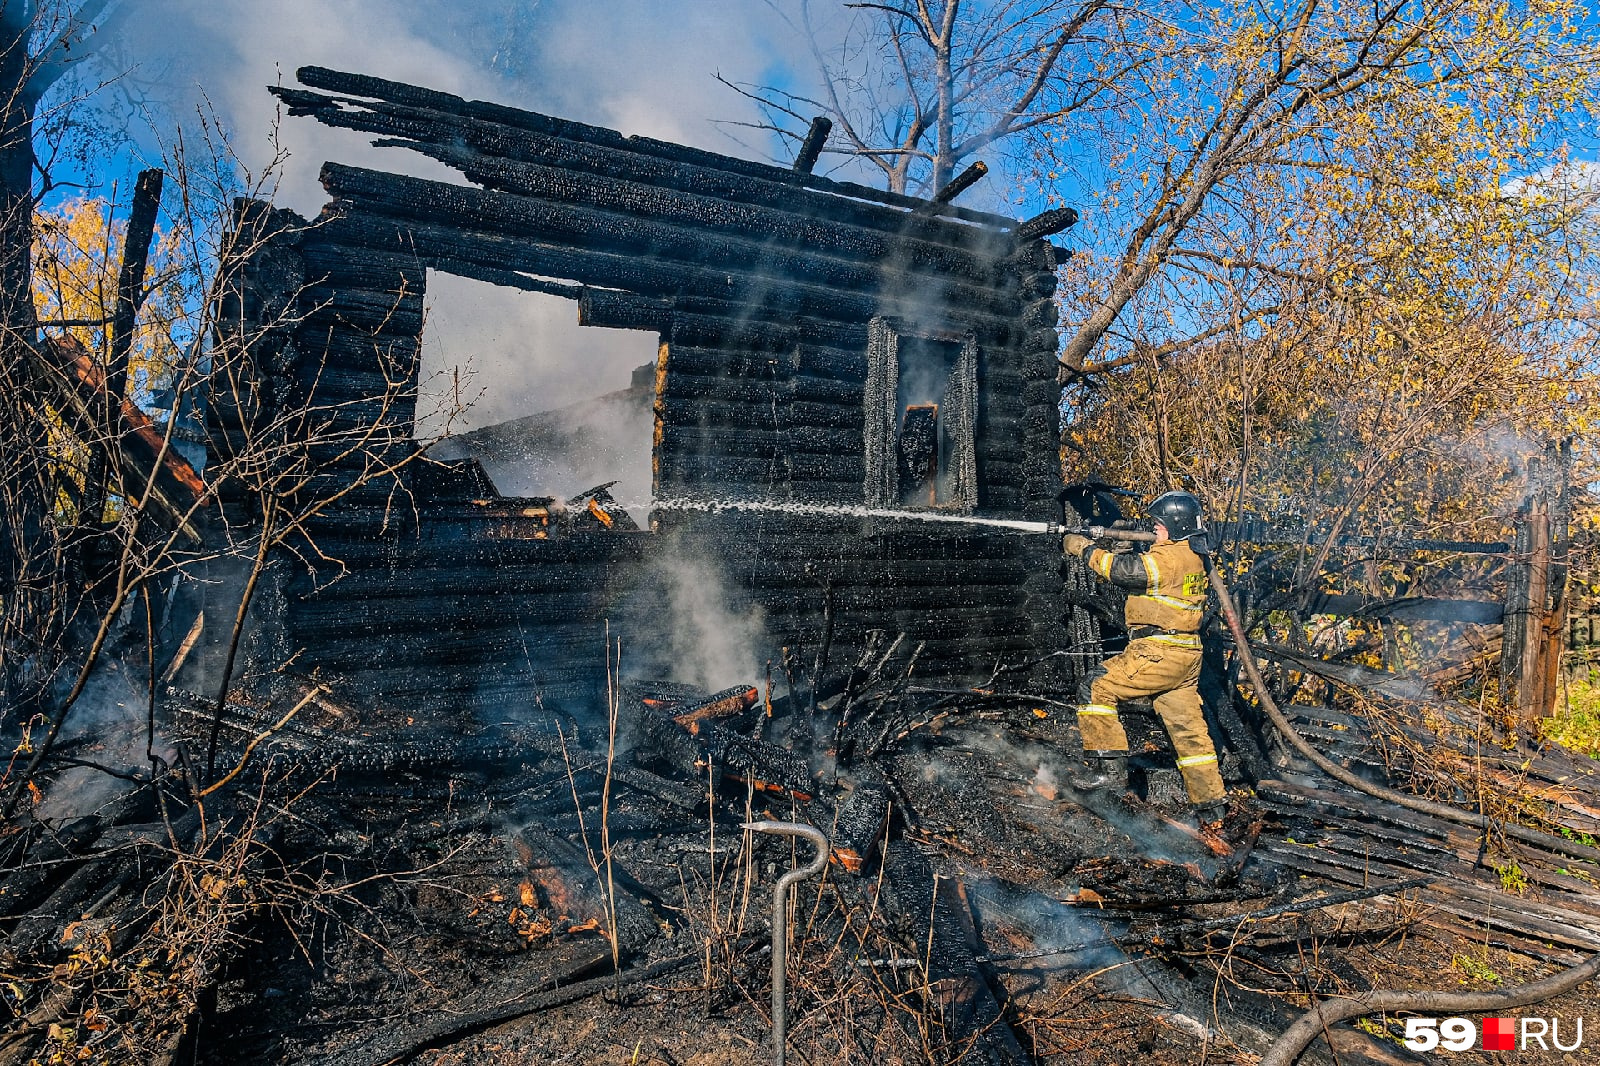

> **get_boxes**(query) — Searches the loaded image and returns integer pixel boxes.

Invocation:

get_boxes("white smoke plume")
[33,660,168,822]
[87,1,806,211]
[654,540,769,693]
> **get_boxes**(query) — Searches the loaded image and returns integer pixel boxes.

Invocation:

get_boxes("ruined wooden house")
[204,67,1085,713]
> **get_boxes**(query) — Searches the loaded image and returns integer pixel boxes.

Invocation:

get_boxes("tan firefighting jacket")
[1083,538,1208,634]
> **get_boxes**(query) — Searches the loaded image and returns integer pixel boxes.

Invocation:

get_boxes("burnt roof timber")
[371,136,1010,284]
[287,67,1020,230]
[278,85,1015,268]
[313,177,1029,344]
[316,163,1017,320]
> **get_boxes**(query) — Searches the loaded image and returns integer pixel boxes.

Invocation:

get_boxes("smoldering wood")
[1246,641,1435,700]
[932,161,989,205]
[830,776,890,874]
[1013,206,1079,242]
[670,685,760,727]
[877,842,1032,1065]
[628,703,813,799]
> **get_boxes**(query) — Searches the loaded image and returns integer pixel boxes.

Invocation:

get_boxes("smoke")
[951,722,1204,866]
[33,660,166,822]
[965,876,1123,967]
[643,539,768,694]
[415,276,657,517]
[84,1,804,211]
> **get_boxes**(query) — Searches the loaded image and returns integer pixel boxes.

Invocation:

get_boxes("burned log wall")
[203,67,1080,710]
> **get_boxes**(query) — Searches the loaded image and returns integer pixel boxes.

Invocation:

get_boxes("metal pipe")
[744,820,829,1066]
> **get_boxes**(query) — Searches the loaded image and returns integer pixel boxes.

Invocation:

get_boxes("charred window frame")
[864,317,978,512]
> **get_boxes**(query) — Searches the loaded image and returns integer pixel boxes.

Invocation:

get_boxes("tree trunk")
[0,4,44,706]
[0,6,35,338]
[933,3,956,192]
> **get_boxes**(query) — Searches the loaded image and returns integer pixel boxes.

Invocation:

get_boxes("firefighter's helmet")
[1148,491,1204,539]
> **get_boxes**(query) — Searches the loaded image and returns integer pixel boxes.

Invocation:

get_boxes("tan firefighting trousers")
[1076,635,1225,806]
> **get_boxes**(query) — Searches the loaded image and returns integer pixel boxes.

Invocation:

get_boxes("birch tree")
[733,0,1132,194]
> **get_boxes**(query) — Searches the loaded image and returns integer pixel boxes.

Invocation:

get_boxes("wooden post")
[1502,442,1572,729]
[81,168,164,528]
[1540,439,1573,714]
[1520,493,1552,725]
[1501,461,1534,716]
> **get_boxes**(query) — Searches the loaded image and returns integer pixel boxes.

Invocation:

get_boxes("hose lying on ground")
[1202,558,1600,866]
[1259,950,1600,1066]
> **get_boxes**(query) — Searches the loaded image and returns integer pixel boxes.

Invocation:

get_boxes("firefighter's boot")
[1070,752,1129,796]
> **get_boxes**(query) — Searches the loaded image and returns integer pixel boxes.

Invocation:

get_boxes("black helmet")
[1148,491,1204,539]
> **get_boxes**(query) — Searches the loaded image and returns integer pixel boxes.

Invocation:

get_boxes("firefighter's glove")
[1062,533,1093,558]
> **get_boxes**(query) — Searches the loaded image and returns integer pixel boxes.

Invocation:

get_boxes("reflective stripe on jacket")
[1084,538,1208,633]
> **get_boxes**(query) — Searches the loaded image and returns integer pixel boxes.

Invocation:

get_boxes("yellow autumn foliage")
[29,196,200,521]
[1048,0,1600,565]
[33,196,192,400]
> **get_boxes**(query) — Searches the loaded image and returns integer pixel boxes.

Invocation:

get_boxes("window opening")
[865,317,977,511]
[415,272,657,524]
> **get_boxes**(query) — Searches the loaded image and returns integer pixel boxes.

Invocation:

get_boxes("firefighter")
[1060,491,1228,830]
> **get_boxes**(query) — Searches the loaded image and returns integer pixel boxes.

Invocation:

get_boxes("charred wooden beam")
[660,368,861,408]
[0,816,105,920]
[104,169,165,404]
[287,67,1019,228]
[792,116,832,174]
[831,776,890,874]
[630,704,814,802]
[879,842,1031,1065]
[1247,641,1434,699]
[932,161,988,205]
[395,140,1012,290]
[657,424,861,459]
[1299,593,1502,624]
[672,685,760,729]
[515,826,658,950]
[656,396,863,432]
[318,164,1023,326]
[1210,519,1511,555]
[1014,206,1079,242]
[657,342,868,383]
[29,336,204,540]
[323,211,1014,347]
